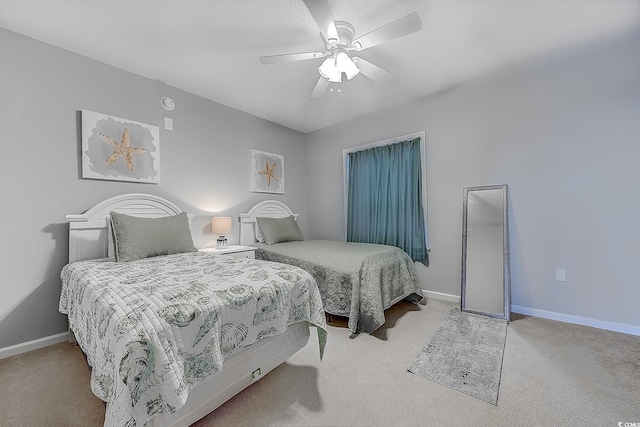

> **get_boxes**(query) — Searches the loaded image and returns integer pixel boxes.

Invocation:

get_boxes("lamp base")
[216,236,228,249]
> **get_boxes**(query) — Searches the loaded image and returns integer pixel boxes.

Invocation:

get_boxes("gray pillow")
[255,215,304,245]
[106,215,115,261]
[110,211,197,262]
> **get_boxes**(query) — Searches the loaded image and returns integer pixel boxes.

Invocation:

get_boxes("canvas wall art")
[82,110,160,183]
[251,149,284,194]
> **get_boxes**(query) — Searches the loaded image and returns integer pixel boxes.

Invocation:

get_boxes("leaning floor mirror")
[461,184,510,320]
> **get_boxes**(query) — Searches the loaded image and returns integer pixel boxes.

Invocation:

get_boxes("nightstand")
[199,245,256,259]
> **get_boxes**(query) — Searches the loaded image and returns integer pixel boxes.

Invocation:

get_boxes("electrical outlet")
[252,368,261,381]
[555,268,567,282]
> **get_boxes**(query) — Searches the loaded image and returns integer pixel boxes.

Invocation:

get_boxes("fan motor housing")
[322,21,356,50]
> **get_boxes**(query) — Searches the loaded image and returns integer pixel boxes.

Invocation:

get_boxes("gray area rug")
[407,308,508,405]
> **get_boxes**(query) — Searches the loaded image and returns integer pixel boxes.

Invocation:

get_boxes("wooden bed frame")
[65,193,311,427]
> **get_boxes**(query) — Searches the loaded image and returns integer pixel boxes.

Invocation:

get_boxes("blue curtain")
[346,137,427,260]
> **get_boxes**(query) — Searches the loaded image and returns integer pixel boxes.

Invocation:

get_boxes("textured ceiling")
[2,0,639,133]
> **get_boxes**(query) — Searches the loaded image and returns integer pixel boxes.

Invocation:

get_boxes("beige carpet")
[1,299,639,426]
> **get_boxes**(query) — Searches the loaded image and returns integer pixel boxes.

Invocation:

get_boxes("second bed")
[240,200,424,334]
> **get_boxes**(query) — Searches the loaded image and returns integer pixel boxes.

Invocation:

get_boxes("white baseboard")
[512,305,640,337]
[0,332,69,360]
[423,292,640,337]
[423,290,460,304]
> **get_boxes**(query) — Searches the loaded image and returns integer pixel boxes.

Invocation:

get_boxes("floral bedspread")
[60,252,327,427]
[254,240,424,334]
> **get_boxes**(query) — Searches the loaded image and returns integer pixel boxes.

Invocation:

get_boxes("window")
[343,131,428,260]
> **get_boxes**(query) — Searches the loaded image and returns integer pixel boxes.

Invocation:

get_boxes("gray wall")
[0,28,307,348]
[305,29,640,329]
[3,24,639,351]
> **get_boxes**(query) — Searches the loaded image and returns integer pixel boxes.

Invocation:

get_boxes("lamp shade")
[319,56,342,83]
[212,216,232,234]
[328,67,342,83]
[318,57,336,79]
[337,52,360,80]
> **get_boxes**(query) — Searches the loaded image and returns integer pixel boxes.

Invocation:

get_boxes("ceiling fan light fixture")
[345,67,360,80]
[336,51,360,80]
[335,51,349,72]
[318,54,342,82]
[260,1,421,98]
[328,67,342,83]
[318,57,336,79]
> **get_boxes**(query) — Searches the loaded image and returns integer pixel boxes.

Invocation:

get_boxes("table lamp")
[212,216,232,249]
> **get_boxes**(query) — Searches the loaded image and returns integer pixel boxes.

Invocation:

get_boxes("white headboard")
[66,193,194,263]
[239,200,298,246]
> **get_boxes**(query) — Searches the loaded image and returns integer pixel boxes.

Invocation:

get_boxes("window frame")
[342,131,429,251]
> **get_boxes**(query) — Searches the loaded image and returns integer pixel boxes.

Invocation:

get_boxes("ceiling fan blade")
[260,51,327,65]
[352,12,422,50]
[303,0,340,44]
[352,57,394,83]
[310,76,329,98]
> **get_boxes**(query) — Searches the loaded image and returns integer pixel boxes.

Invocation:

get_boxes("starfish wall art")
[250,149,284,194]
[81,110,160,183]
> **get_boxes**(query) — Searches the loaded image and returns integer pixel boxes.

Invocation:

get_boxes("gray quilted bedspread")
[60,252,327,427]
[254,240,424,334]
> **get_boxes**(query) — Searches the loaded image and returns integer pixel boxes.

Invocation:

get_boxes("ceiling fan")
[260,0,422,98]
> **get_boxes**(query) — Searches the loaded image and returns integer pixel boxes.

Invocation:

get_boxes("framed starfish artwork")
[250,149,284,194]
[81,110,160,183]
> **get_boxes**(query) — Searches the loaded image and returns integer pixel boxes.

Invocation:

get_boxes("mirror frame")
[461,184,510,320]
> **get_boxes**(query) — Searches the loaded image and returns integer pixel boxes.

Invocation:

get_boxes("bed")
[240,200,424,334]
[60,193,327,427]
